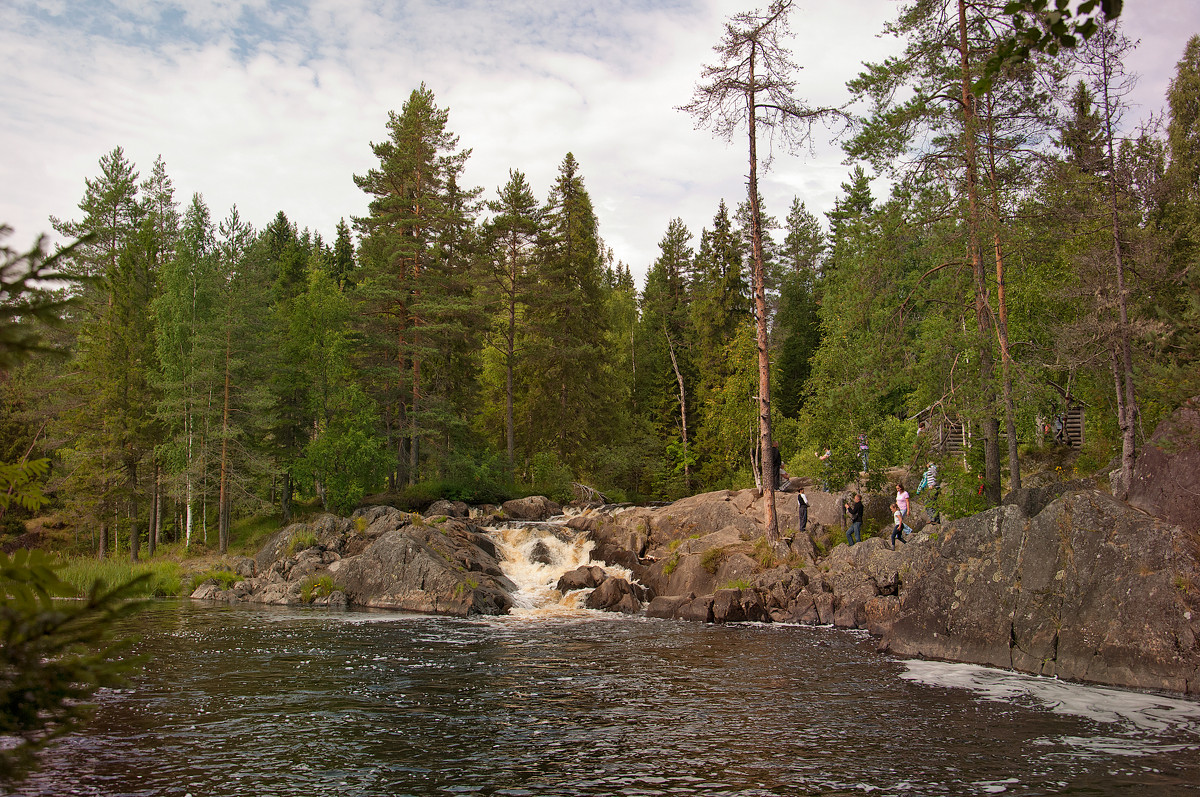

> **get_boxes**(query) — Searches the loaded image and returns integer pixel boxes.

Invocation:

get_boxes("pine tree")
[774,198,823,419]
[154,194,220,549]
[353,85,475,486]
[523,153,611,470]
[682,0,843,543]
[483,169,541,476]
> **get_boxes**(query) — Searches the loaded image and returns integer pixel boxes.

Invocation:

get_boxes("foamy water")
[903,660,1200,759]
[489,520,636,617]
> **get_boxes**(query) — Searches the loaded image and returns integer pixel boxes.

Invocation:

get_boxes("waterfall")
[487,520,636,617]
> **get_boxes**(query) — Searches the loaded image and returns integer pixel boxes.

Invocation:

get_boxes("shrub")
[0,550,148,782]
[662,553,681,576]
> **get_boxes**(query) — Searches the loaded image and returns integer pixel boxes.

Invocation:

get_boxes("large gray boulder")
[501,495,563,521]
[198,508,517,617]
[336,518,516,616]
[880,489,1200,694]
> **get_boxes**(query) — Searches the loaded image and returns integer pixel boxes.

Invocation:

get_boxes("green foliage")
[528,451,574,504]
[300,574,339,603]
[0,459,49,514]
[936,462,991,522]
[0,549,148,783]
[662,553,681,576]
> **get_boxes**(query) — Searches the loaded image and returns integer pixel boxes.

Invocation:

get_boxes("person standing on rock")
[769,441,783,490]
[895,483,910,523]
[797,489,809,535]
[916,461,939,523]
[845,493,863,546]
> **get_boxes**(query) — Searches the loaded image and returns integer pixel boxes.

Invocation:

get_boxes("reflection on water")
[14,602,1200,796]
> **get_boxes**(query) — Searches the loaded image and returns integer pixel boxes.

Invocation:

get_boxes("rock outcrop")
[879,489,1200,693]
[1128,395,1200,534]
[576,484,1200,694]
[501,496,563,521]
[192,505,516,617]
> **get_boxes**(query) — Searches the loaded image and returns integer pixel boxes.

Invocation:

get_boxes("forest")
[2,3,1198,560]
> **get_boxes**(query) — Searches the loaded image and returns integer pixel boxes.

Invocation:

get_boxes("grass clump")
[186,568,243,595]
[752,538,778,569]
[662,552,681,576]
[700,548,724,575]
[719,579,753,590]
[300,574,340,603]
[286,531,318,556]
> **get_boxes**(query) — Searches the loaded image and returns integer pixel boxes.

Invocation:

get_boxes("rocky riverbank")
[192,400,1200,694]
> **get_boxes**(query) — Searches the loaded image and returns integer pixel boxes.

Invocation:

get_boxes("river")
[14,603,1200,796]
[14,520,1200,796]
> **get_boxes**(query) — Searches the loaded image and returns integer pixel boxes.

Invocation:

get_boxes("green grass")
[229,514,284,555]
[662,552,681,576]
[719,579,754,590]
[55,557,184,598]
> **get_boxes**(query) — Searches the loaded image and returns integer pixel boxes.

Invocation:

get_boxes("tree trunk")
[149,461,159,557]
[663,321,690,490]
[958,0,1001,504]
[127,461,139,562]
[98,520,107,561]
[506,307,516,478]
[218,323,231,554]
[747,45,780,546]
[1098,29,1138,498]
[984,91,1021,491]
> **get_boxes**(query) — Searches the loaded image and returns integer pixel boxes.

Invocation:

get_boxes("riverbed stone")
[646,594,694,619]
[585,577,642,613]
[501,496,563,521]
[557,565,608,592]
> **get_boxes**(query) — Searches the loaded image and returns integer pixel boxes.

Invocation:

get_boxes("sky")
[2,0,1197,284]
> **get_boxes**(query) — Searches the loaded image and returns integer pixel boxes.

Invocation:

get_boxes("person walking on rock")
[845,493,863,546]
[890,502,908,548]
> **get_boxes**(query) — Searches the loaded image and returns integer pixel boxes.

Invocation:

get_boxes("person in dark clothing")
[844,493,863,546]
[797,490,809,535]
[769,442,783,490]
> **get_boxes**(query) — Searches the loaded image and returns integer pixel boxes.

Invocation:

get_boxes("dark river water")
[15,601,1200,796]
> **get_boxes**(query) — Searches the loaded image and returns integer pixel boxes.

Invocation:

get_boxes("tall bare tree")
[680,0,843,545]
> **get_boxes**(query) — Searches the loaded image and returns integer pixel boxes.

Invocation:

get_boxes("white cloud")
[1,0,1196,286]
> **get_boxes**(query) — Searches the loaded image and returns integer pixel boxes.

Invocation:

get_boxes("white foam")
[902,660,1200,741]
[488,522,639,619]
